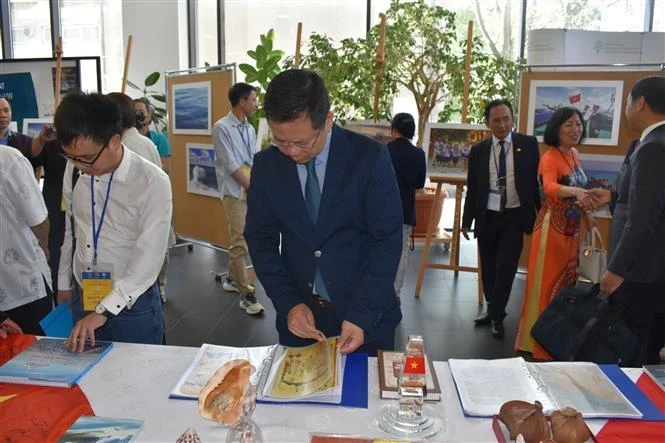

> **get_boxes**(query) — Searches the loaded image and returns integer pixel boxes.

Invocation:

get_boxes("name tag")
[488,190,502,212]
[81,265,113,311]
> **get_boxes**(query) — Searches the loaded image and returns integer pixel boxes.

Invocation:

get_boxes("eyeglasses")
[60,143,107,167]
[269,128,322,152]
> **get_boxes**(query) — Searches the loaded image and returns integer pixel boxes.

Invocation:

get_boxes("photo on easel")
[52,66,80,96]
[186,143,220,198]
[422,123,490,177]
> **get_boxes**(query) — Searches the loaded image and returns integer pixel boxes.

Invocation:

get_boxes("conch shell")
[551,407,591,443]
[198,359,252,425]
[498,400,551,443]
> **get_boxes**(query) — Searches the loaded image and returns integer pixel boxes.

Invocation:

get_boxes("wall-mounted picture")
[172,81,211,135]
[422,123,491,176]
[256,118,271,150]
[526,80,623,146]
[22,118,52,138]
[343,120,394,144]
[52,66,80,95]
[578,153,625,193]
[186,143,220,198]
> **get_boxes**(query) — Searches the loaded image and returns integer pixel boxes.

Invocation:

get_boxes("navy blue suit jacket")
[245,124,403,344]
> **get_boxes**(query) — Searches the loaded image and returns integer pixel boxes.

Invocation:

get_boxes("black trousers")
[5,281,53,335]
[47,209,66,302]
[477,209,524,321]
[615,280,665,366]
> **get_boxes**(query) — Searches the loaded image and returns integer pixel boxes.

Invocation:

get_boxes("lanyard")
[557,148,580,185]
[91,172,114,265]
[492,140,510,179]
[237,124,253,159]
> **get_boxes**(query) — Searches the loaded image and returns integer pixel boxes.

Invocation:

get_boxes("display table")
[76,342,637,442]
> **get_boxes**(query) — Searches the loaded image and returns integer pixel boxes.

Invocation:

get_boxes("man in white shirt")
[108,92,175,303]
[212,82,264,315]
[0,145,52,334]
[54,92,172,352]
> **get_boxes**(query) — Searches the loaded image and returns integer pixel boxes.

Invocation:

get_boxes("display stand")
[165,64,235,248]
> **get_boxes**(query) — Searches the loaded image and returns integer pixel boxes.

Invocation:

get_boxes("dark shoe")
[491,320,504,339]
[474,311,492,326]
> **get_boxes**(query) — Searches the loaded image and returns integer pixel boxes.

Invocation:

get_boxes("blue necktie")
[305,160,330,301]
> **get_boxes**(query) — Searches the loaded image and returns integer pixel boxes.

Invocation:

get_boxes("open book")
[448,357,642,419]
[170,337,346,404]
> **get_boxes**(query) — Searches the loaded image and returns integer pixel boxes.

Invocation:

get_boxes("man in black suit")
[596,75,665,365]
[387,113,426,299]
[462,99,540,338]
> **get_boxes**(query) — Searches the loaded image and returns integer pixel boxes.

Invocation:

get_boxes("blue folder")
[257,352,368,409]
[599,364,665,422]
[39,304,73,338]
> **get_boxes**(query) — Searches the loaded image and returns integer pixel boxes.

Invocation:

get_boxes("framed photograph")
[172,81,212,135]
[22,118,52,138]
[186,143,220,198]
[9,121,18,132]
[343,120,394,144]
[526,80,623,146]
[52,66,80,95]
[422,123,491,176]
[578,153,625,193]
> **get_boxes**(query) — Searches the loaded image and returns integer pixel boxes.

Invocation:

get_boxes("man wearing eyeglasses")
[212,82,264,316]
[245,69,403,356]
[54,92,172,352]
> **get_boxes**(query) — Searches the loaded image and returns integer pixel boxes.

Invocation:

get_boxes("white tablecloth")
[77,342,643,442]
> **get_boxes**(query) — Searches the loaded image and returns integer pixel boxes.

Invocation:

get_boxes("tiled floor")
[163,234,527,362]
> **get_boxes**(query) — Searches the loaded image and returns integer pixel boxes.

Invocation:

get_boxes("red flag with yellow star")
[403,355,426,375]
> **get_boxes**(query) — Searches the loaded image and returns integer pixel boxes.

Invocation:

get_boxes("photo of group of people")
[423,123,490,175]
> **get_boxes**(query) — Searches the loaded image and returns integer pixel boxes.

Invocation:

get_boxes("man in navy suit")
[245,69,403,356]
[462,99,540,338]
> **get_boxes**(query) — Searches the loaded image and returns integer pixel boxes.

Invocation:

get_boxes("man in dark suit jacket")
[387,113,426,298]
[245,69,403,356]
[0,97,37,169]
[462,99,540,338]
[597,76,665,365]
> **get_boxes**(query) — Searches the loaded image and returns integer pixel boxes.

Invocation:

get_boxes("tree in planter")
[127,72,167,133]
[238,29,285,131]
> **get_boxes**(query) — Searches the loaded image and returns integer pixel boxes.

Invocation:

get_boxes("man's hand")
[287,303,326,342]
[38,124,57,144]
[65,313,107,352]
[57,290,72,306]
[590,188,611,206]
[0,317,23,339]
[337,320,364,355]
[462,226,471,241]
[599,270,624,297]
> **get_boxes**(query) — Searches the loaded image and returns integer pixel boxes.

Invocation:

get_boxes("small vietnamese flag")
[403,355,426,374]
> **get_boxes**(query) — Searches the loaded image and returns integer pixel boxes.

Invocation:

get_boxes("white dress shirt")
[58,147,172,315]
[0,145,51,310]
[640,120,665,142]
[122,127,161,167]
[488,133,521,209]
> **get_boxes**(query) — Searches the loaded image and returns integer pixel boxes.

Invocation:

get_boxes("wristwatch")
[95,303,114,319]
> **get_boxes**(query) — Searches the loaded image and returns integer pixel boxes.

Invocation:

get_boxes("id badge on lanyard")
[81,173,114,311]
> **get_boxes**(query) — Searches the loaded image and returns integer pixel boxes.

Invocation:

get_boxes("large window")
[526,0,648,33]
[224,0,366,66]
[654,0,664,32]
[195,0,219,66]
[9,0,52,58]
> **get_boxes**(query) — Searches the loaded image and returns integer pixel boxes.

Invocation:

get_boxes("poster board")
[0,56,101,126]
[517,70,664,156]
[167,67,234,247]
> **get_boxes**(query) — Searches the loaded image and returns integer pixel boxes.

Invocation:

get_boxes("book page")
[268,338,338,399]
[529,362,642,418]
[448,358,555,417]
[170,344,274,399]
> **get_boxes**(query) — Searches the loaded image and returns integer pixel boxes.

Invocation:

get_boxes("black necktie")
[498,140,507,210]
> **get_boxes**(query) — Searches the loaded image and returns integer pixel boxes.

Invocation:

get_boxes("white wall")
[121,0,188,97]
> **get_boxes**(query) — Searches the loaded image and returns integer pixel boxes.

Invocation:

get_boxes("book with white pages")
[170,337,346,404]
[448,357,642,419]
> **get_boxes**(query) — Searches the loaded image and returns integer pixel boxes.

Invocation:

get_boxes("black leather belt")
[311,293,333,309]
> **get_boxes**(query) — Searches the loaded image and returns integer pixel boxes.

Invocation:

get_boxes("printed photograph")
[343,120,394,144]
[526,80,623,146]
[57,415,143,443]
[22,118,52,138]
[578,153,625,193]
[186,143,220,198]
[52,66,80,95]
[422,123,490,176]
[172,81,212,135]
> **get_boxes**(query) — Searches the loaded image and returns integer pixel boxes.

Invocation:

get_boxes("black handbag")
[530,284,637,366]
